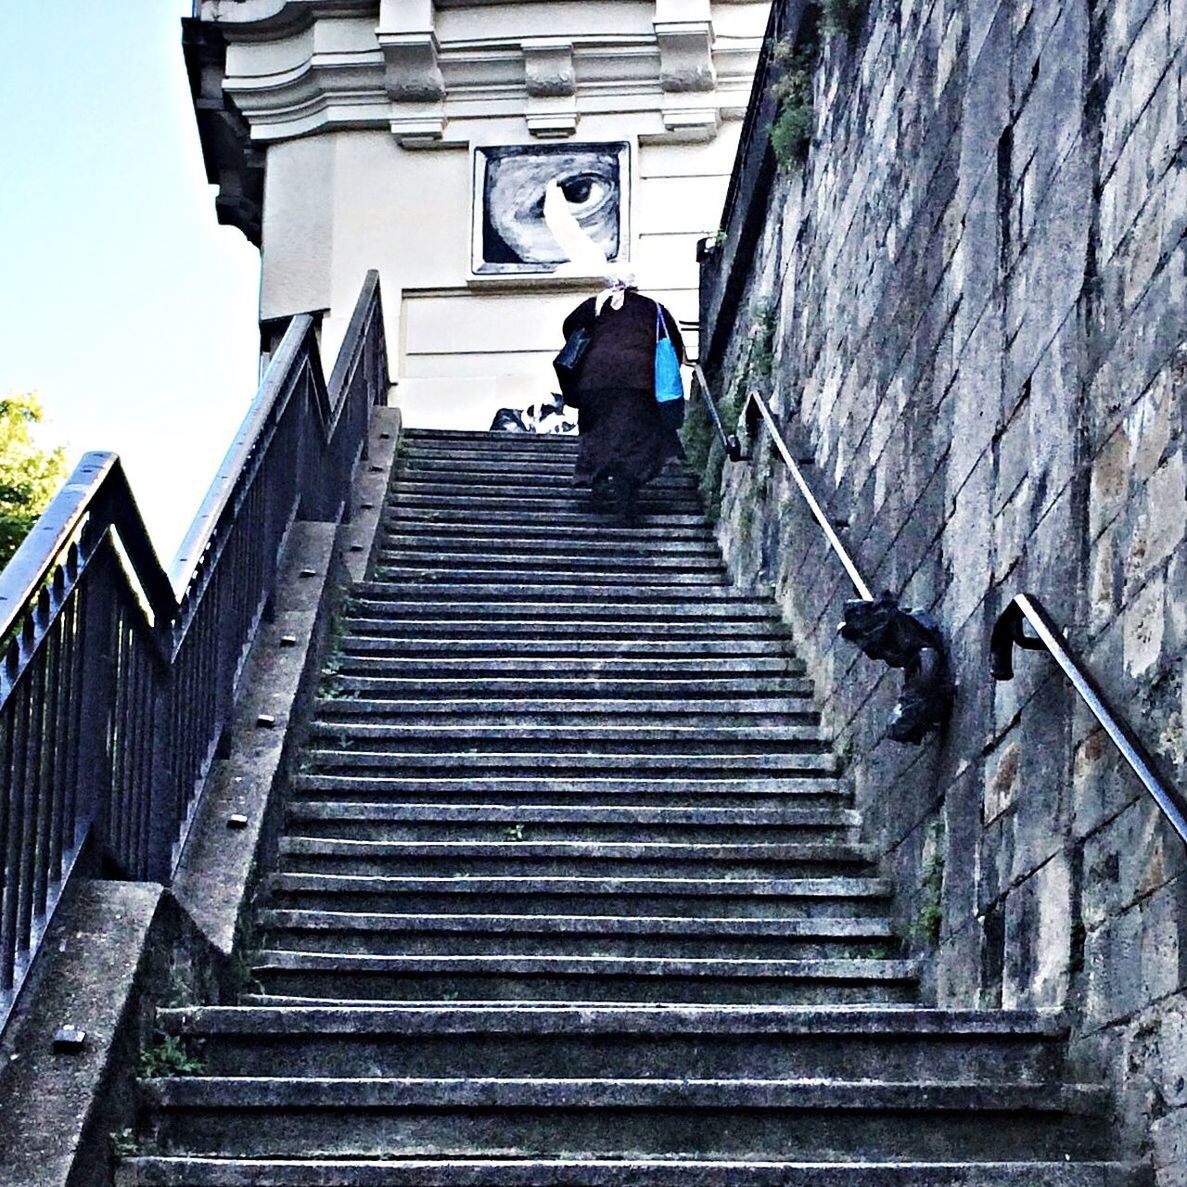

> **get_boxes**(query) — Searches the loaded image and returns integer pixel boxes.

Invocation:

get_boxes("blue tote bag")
[654,305,684,432]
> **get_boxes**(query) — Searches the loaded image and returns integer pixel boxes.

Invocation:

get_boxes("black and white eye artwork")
[473,142,630,275]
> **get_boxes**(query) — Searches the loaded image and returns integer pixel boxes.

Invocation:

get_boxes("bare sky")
[0,0,262,557]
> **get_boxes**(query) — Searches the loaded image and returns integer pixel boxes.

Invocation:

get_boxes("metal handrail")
[692,362,873,602]
[691,362,742,464]
[0,271,388,1035]
[992,593,1187,845]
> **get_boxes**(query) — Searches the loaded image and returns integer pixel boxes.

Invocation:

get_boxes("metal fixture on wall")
[691,363,954,744]
[839,592,954,744]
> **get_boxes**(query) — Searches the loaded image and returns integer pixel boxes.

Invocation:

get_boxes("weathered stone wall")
[698,0,1187,1174]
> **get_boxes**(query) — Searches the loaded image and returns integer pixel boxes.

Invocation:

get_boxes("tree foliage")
[0,393,69,568]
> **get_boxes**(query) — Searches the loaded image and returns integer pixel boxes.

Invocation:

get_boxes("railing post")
[144,669,177,884]
[75,539,118,871]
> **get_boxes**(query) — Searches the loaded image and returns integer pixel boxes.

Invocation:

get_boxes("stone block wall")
[698,0,1187,1174]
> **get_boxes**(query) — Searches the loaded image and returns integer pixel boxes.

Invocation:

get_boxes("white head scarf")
[595,264,637,316]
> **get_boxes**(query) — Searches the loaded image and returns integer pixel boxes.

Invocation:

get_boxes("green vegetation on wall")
[768,46,817,171]
[821,0,867,36]
[767,0,865,171]
[682,378,744,523]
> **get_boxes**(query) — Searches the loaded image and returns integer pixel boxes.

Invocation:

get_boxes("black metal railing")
[992,593,1187,846]
[692,362,873,601]
[0,270,388,1032]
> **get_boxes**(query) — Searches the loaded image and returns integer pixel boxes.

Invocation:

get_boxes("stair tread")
[290,775,845,796]
[257,912,892,937]
[314,698,813,713]
[142,1076,1104,1113]
[306,725,830,742]
[253,952,919,980]
[285,804,857,824]
[114,1156,1150,1186]
[267,874,890,895]
[279,839,870,860]
[156,1004,1068,1037]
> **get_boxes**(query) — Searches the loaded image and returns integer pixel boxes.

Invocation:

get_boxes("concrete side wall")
[700,0,1186,1173]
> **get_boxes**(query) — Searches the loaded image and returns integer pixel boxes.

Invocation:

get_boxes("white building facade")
[187,0,771,427]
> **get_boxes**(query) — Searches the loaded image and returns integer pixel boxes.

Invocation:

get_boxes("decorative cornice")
[188,3,768,186]
[182,17,265,246]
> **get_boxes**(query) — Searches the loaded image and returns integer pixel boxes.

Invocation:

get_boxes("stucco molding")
[189,4,767,168]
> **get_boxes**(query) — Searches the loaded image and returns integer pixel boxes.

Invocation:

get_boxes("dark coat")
[562,290,686,486]
[562,290,686,395]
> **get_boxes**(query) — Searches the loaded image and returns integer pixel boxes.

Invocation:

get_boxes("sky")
[0,0,262,558]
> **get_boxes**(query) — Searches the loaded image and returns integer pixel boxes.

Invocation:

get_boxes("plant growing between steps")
[109,1128,139,1159]
[138,1033,205,1078]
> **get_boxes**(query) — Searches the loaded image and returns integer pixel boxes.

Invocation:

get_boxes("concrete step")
[374,547,726,569]
[302,751,842,778]
[310,710,820,734]
[332,618,794,641]
[155,1004,1067,1082]
[276,836,872,879]
[395,461,686,483]
[388,475,701,498]
[250,950,919,1005]
[352,584,773,610]
[400,451,628,471]
[283,801,857,843]
[303,722,831,750]
[114,1156,1152,1187]
[391,471,699,493]
[263,872,895,919]
[351,582,759,603]
[256,910,896,959]
[380,517,716,544]
[335,640,796,662]
[325,676,817,698]
[402,428,583,445]
[372,565,728,586]
[289,774,849,810]
[385,492,703,516]
[141,1076,1104,1160]
[379,529,721,554]
[313,694,816,717]
[384,505,710,529]
[328,659,808,682]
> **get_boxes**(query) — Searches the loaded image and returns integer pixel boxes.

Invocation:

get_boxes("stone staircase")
[119,429,1143,1185]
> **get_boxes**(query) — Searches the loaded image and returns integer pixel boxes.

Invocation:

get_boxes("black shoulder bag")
[553,326,592,408]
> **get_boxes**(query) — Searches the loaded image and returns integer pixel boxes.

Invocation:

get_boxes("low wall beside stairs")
[697,0,1187,1176]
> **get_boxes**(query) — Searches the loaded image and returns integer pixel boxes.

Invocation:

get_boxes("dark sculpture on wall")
[838,591,954,744]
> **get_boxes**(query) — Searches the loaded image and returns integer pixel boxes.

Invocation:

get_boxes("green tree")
[0,393,69,568]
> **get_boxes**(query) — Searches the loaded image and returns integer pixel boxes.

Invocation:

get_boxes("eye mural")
[473,142,630,275]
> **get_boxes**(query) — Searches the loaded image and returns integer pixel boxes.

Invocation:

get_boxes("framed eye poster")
[471,141,631,276]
